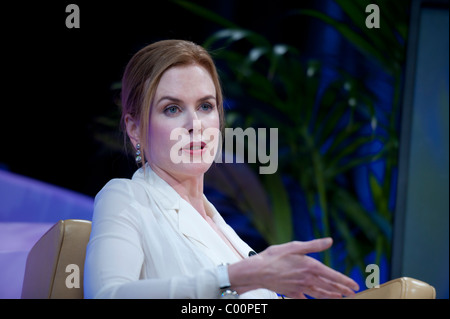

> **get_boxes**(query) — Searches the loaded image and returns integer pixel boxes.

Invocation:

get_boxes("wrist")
[227,257,264,294]
[216,263,239,299]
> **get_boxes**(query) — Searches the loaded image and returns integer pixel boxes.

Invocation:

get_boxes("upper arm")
[84,179,144,298]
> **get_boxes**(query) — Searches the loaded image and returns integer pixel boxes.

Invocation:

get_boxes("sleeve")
[83,179,221,299]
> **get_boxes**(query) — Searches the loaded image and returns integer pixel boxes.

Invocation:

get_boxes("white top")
[84,164,277,299]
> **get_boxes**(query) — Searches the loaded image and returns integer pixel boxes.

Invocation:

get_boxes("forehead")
[155,64,216,99]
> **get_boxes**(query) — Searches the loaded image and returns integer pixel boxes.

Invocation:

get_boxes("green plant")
[296,0,409,269]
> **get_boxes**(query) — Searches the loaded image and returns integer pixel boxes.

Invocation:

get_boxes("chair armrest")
[348,277,436,299]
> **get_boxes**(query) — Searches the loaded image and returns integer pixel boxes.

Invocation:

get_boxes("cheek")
[148,122,178,155]
[204,110,220,130]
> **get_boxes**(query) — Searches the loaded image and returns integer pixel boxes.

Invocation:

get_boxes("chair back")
[21,219,91,298]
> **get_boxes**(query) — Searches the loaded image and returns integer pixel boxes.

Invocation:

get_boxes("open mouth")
[182,141,207,154]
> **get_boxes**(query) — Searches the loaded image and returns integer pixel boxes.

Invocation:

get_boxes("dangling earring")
[135,143,142,164]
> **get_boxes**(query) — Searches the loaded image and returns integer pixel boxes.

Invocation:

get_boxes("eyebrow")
[156,95,216,105]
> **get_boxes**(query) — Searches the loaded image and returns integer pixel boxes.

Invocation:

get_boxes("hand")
[228,238,360,299]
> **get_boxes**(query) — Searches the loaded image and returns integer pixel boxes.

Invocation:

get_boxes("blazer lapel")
[133,164,254,261]
[177,199,217,249]
[205,197,255,259]
[178,197,249,264]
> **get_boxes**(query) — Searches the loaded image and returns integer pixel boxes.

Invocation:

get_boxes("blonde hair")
[120,39,224,165]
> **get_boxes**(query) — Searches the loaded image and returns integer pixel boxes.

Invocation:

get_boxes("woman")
[84,40,359,299]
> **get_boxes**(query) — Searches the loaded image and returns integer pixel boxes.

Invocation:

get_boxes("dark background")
[1,0,330,197]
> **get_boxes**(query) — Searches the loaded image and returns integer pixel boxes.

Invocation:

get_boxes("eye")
[164,105,180,116]
[199,103,214,112]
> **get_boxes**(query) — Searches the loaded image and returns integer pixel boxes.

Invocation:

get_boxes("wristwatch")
[217,263,239,299]
[217,263,231,289]
[220,289,239,299]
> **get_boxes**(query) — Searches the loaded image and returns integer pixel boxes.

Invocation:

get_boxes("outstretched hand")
[229,238,360,299]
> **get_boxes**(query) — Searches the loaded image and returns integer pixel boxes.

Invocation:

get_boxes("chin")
[175,161,213,177]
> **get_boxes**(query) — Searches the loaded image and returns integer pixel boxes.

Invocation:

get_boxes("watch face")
[220,290,239,299]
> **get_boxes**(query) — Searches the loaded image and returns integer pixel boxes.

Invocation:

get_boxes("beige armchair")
[20,219,436,299]
[21,219,91,298]
[349,277,435,299]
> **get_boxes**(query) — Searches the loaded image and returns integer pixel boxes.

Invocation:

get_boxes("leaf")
[204,28,271,50]
[332,188,381,243]
[325,121,364,156]
[325,135,376,171]
[315,100,350,147]
[330,208,366,271]
[369,172,384,207]
[326,150,385,179]
[334,0,401,59]
[205,159,276,243]
[295,9,392,74]
[334,187,391,242]
[262,173,294,244]
[369,172,393,229]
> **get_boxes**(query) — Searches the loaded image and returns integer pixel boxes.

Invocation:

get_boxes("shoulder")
[93,178,148,220]
[97,177,149,199]
[95,178,133,202]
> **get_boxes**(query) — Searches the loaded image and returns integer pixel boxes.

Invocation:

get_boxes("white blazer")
[84,164,277,299]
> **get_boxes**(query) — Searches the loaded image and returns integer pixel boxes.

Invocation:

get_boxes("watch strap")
[217,263,231,289]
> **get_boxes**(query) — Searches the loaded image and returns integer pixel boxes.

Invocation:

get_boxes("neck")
[149,164,208,219]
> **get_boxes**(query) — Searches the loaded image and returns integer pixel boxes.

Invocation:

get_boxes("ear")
[124,113,140,149]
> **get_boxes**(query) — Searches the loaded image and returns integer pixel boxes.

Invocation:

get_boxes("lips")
[182,141,207,154]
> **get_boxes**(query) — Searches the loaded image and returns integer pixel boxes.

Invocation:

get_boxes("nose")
[185,109,203,138]
[186,109,198,130]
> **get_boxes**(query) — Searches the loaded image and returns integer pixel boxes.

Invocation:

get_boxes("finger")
[303,285,344,299]
[312,260,360,291]
[299,274,356,299]
[284,238,333,255]
[317,276,357,297]
[295,272,353,299]
[285,291,307,299]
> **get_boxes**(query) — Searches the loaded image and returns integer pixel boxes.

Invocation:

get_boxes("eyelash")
[164,105,180,115]
[200,103,214,111]
[163,103,215,116]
